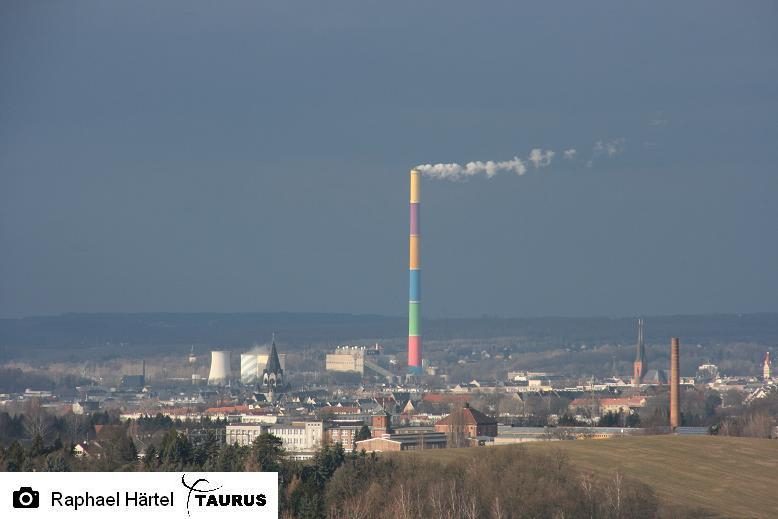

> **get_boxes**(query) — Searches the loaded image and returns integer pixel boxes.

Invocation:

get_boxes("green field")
[403,436,778,518]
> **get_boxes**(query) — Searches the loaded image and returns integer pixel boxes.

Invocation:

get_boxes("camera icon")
[12,487,39,508]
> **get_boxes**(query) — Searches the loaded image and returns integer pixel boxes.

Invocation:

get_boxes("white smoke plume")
[593,138,625,157]
[416,157,527,180]
[528,148,555,168]
[417,139,623,180]
[246,344,270,355]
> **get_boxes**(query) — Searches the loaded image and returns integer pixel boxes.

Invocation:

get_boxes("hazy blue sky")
[1,1,777,318]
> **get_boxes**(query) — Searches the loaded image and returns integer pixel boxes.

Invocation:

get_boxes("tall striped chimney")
[408,169,422,376]
[670,337,680,429]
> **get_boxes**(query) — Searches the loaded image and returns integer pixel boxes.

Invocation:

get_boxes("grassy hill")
[403,436,778,518]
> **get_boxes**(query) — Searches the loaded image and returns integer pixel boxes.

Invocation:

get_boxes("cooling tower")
[241,353,258,385]
[670,338,680,429]
[208,350,231,385]
[408,168,422,376]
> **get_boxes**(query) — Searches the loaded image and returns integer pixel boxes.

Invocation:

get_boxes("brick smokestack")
[670,337,680,429]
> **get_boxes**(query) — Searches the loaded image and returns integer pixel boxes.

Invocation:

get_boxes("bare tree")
[579,472,596,519]
[743,412,774,438]
[23,398,53,441]
[491,495,505,519]
[63,413,89,444]
[445,405,469,448]
[603,471,624,518]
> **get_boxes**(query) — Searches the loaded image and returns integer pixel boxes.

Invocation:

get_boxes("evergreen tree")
[117,434,138,463]
[209,444,248,472]
[50,437,64,453]
[44,451,71,472]
[3,441,25,472]
[247,433,284,472]
[158,429,192,469]
[143,445,158,470]
[29,434,45,457]
[355,425,371,443]
[193,431,220,468]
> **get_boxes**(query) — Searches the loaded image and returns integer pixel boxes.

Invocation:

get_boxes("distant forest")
[0,312,776,364]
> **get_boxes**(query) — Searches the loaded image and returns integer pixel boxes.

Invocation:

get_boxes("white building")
[326,346,366,374]
[225,421,324,460]
[267,421,324,459]
[226,423,265,447]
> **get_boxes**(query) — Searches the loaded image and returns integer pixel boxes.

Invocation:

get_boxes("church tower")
[262,335,284,389]
[632,318,646,386]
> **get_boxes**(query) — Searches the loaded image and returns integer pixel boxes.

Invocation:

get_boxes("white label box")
[0,472,278,518]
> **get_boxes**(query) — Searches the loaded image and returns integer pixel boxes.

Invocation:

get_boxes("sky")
[1,1,777,319]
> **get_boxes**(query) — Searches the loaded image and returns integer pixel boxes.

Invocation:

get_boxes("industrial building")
[355,431,447,452]
[325,344,393,380]
[326,346,367,374]
[568,396,647,416]
[491,425,644,444]
[325,346,373,375]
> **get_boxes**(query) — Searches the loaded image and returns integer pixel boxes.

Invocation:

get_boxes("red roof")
[320,406,360,415]
[570,397,645,408]
[205,405,250,414]
[435,405,496,426]
[422,393,470,404]
[600,397,646,407]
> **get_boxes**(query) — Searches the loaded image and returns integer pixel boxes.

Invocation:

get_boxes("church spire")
[262,334,284,388]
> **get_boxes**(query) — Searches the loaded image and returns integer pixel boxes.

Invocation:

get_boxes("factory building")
[568,396,647,416]
[325,344,393,380]
[326,346,366,374]
[355,431,447,453]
